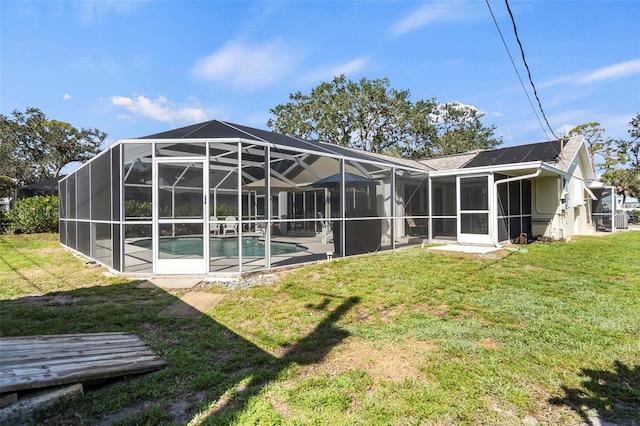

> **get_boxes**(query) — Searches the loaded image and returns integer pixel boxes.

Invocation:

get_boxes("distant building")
[17,176,65,199]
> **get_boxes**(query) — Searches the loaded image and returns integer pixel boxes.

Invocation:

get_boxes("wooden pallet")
[0,332,167,393]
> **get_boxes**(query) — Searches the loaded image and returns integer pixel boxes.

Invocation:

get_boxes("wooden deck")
[0,332,167,393]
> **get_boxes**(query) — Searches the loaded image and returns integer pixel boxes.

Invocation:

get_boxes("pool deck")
[121,231,426,277]
[122,232,337,275]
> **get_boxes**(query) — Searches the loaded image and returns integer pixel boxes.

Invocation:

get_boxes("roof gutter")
[493,166,543,248]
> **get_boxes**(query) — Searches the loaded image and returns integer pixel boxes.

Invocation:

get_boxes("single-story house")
[17,176,66,199]
[58,120,622,276]
[0,176,65,212]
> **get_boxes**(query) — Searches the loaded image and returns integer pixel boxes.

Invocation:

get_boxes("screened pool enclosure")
[59,120,434,275]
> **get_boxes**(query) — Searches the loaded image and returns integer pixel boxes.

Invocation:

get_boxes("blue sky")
[2,0,639,160]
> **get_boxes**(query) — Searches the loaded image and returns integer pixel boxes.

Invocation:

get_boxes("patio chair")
[223,216,238,235]
[210,217,220,235]
[318,213,333,244]
[407,217,427,237]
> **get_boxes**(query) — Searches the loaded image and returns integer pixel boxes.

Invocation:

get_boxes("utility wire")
[504,0,560,140]
[485,0,550,140]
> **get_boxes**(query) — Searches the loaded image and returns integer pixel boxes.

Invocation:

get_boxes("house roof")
[418,137,587,176]
[340,145,434,171]
[136,120,591,178]
[419,151,479,171]
[138,119,411,170]
[17,176,65,198]
[461,140,563,168]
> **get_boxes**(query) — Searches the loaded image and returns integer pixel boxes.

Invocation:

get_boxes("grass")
[1,232,639,425]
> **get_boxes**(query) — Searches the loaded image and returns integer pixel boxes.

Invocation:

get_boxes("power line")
[485,0,550,140]
[504,0,560,140]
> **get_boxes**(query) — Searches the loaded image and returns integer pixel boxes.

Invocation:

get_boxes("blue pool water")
[133,237,306,257]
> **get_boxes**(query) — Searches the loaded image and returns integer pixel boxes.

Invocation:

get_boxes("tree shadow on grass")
[549,361,640,425]
[0,281,360,424]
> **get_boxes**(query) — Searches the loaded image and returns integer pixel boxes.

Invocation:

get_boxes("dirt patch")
[354,308,371,322]
[430,248,511,261]
[296,337,434,383]
[401,300,449,317]
[18,267,56,281]
[18,294,82,306]
[379,307,395,324]
[479,338,502,350]
[524,264,546,272]
[263,392,294,419]
[158,292,225,318]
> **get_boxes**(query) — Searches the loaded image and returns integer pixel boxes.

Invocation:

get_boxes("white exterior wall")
[530,147,595,241]
[568,171,591,236]
[532,177,562,239]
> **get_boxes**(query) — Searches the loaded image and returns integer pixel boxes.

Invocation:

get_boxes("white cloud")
[388,1,482,37]
[541,59,640,89]
[577,59,640,85]
[74,0,144,25]
[445,101,479,112]
[191,40,301,90]
[553,111,635,143]
[110,95,208,124]
[302,57,370,83]
[556,124,575,137]
[63,93,71,100]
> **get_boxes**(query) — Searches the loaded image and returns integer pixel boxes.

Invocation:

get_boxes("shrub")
[214,204,238,218]
[7,196,59,234]
[0,209,9,234]
[125,200,153,218]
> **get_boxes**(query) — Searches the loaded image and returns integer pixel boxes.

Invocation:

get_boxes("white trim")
[493,167,542,247]
[153,158,208,275]
[117,137,430,175]
[428,161,568,179]
[583,188,596,201]
[457,174,492,245]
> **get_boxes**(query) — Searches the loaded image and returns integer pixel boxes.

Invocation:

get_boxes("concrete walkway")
[148,277,202,289]
[141,277,226,318]
[158,292,225,318]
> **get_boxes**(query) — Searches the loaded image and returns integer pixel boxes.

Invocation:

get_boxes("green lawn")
[1,233,639,425]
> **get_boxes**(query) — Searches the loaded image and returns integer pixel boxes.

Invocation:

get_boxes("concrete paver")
[149,277,202,289]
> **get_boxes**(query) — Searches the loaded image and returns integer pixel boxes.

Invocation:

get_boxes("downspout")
[493,167,542,248]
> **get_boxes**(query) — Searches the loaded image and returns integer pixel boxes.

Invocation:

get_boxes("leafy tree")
[568,122,609,170]
[0,107,107,185]
[406,101,501,159]
[598,114,640,204]
[267,75,501,157]
[601,168,639,205]
[621,112,640,168]
[268,75,413,153]
[0,176,15,198]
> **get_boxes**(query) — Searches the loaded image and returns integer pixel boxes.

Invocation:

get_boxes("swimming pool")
[132,237,307,257]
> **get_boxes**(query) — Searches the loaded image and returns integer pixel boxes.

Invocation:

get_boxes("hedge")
[7,196,59,234]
